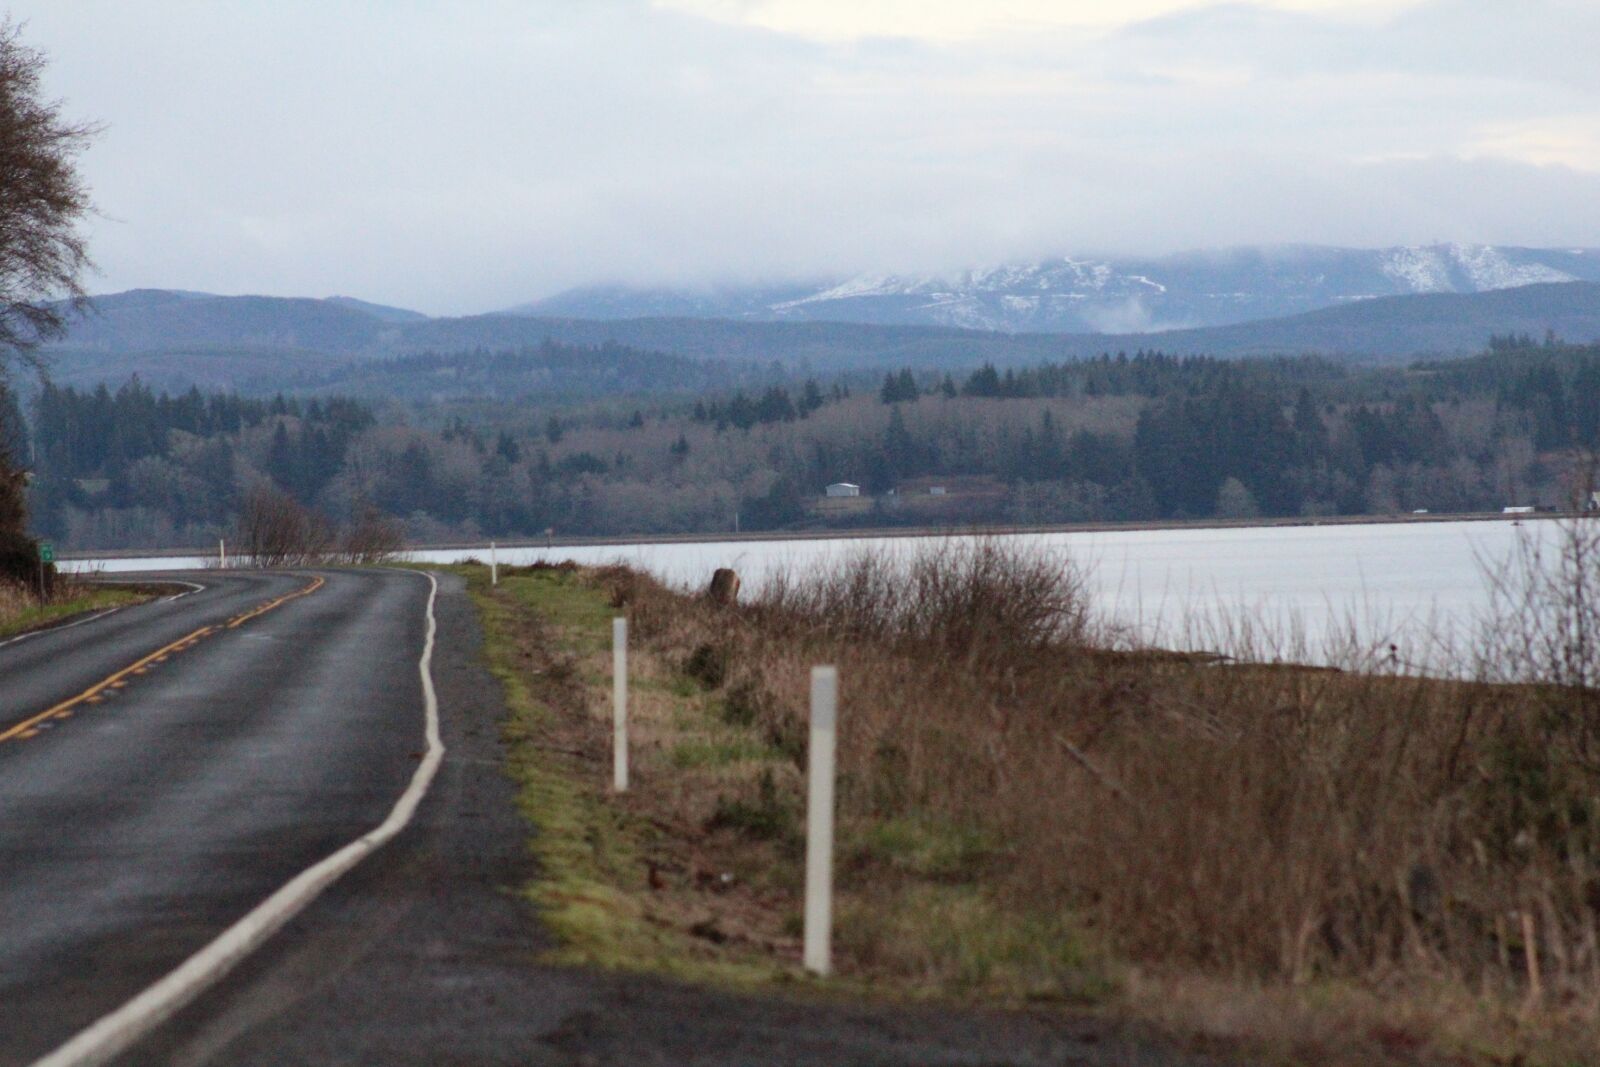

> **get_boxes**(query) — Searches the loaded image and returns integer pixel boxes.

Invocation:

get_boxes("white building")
[825,482,861,498]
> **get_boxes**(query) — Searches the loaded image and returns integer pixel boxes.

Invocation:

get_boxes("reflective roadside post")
[613,617,628,791]
[804,665,837,976]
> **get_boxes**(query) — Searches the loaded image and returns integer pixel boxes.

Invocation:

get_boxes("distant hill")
[407,281,1600,369]
[36,279,1600,394]
[515,244,1600,333]
[294,340,785,402]
[323,295,429,324]
[1089,282,1600,362]
[55,289,405,353]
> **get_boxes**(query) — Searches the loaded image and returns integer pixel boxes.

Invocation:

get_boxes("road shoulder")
[126,570,1220,1067]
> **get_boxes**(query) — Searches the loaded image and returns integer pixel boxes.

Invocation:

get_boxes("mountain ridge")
[515,243,1600,334]
[34,280,1600,394]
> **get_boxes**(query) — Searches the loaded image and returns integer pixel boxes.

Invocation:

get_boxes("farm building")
[824,482,861,498]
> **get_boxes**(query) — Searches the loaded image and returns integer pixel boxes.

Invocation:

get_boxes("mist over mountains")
[519,244,1600,334]
[37,244,1600,394]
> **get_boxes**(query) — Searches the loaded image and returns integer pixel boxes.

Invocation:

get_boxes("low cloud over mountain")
[518,244,1600,334]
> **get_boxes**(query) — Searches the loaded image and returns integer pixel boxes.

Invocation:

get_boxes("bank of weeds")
[464,533,1600,1067]
[0,579,147,639]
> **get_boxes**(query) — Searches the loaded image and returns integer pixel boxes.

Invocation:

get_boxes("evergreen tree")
[800,378,824,415]
[266,422,296,495]
[880,368,919,404]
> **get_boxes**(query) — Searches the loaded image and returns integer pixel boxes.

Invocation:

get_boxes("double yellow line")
[0,576,325,746]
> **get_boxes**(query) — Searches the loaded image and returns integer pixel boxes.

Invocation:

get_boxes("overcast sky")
[13,0,1600,314]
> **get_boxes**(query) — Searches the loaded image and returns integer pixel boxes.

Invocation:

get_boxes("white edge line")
[0,606,127,651]
[0,578,213,651]
[0,579,211,651]
[30,569,443,1067]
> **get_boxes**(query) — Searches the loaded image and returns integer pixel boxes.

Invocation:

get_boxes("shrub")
[623,527,1600,1024]
[234,485,332,567]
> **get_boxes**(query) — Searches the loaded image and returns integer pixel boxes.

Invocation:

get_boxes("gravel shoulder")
[124,572,1226,1067]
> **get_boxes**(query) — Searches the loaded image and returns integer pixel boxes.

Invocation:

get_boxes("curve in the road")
[0,577,325,748]
[21,569,442,1067]
[0,579,201,653]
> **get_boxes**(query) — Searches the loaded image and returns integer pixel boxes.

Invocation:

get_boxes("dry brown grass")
[0,578,31,623]
[0,572,147,638]
[589,527,1600,1063]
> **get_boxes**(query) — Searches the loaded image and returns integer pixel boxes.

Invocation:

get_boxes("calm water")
[69,518,1561,668]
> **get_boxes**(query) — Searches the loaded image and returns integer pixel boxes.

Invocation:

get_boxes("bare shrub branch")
[234,485,332,567]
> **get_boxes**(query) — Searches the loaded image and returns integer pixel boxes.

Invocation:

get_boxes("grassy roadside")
[466,560,1106,1003]
[464,562,798,989]
[463,553,1600,1067]
[0,582,149,639]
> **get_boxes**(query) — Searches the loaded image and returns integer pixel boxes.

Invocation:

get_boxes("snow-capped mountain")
[517,244,1600,334]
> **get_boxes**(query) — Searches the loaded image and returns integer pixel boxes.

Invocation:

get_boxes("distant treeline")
[26,381,374,543]
[304,339,789,401]
[952,351,1348,400]
[17,339,1600,549]
[33,381,372,482]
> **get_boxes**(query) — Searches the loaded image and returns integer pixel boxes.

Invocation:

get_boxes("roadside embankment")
[0,578,150,640]
[465,529,1600,1067]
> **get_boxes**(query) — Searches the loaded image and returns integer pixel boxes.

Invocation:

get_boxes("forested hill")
[38,282,1600,393]
[1128,283,1600,362]
[54,289,413,353]
[18,339,1600,550]
[303,341,784,401]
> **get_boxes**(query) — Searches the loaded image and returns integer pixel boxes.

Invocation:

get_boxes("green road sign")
[38,542,54,564]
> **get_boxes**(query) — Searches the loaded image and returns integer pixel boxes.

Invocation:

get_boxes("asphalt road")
[0,568,434,1066]
[1,568,1223,1067]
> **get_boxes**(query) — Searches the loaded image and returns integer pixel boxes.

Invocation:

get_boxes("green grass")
[499,569,613,650]
[835,883,1111,1003]
[669,735,781,769]
[459,563,791,988]
[0,585,148,639]
[850,816,995,881]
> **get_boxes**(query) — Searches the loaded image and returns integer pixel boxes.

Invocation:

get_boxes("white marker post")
[612,617,628,792]
[219,538,226,569]
[490,541,498,586]
[804,665,838,976]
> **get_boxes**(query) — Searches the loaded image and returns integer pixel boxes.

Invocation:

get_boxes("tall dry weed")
[0,578,32,623]
[611,526,1600,1023]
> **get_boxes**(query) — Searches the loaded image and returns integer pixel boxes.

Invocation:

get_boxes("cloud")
[7,0,1598,313]
[1469,117,1600,172]
[653,1,1419,42]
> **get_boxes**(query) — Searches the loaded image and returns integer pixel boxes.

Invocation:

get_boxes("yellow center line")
[226,575,325,628]
[0,575,326,746]
[0,625,216,744]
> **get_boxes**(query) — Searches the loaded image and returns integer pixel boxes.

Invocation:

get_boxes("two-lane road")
[1,568,1228,1067]
[0,568,436,1066]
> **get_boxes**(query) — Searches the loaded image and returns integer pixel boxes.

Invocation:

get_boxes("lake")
[68,517,1572,671]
